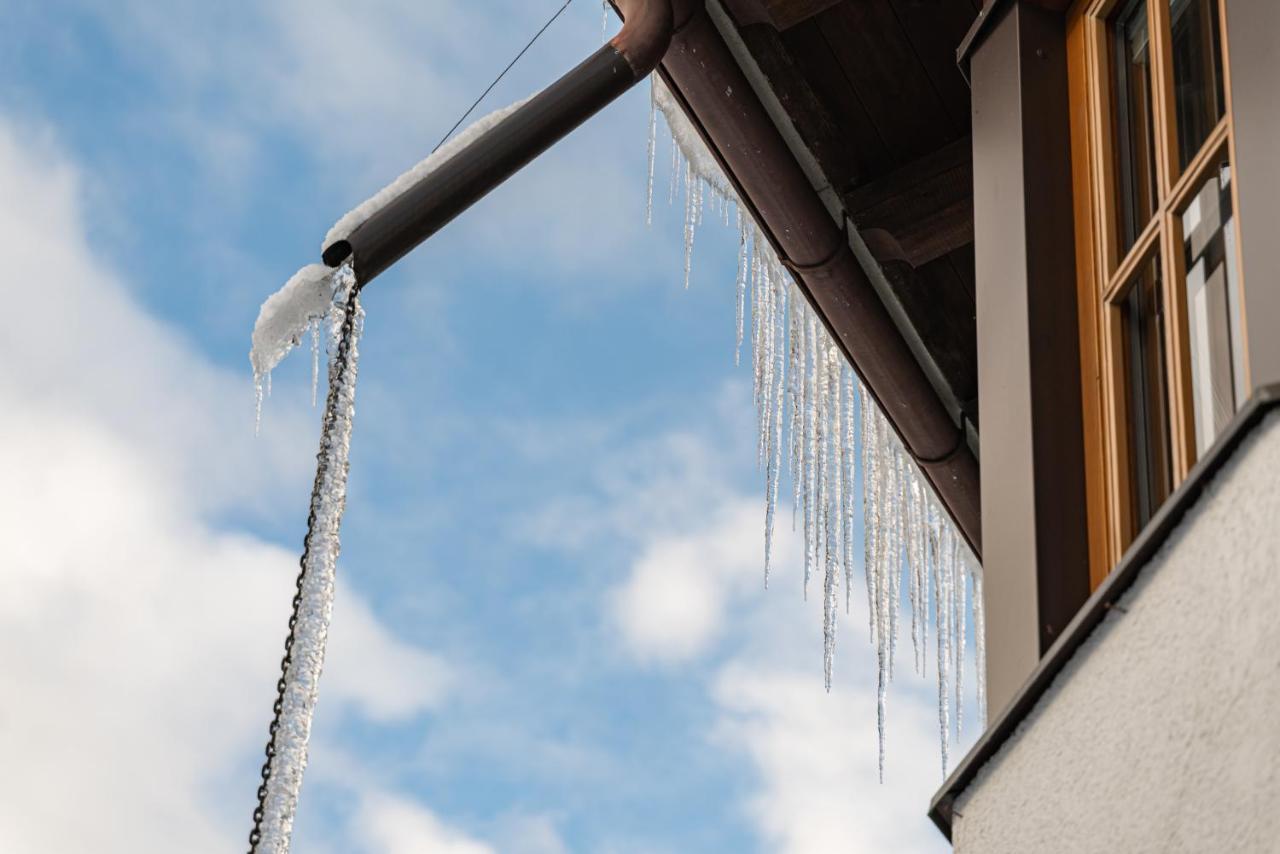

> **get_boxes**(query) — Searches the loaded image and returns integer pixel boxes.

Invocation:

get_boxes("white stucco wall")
[952,412,1280,853]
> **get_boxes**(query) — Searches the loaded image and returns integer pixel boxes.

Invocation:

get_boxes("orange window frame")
[1066,0,1248,586]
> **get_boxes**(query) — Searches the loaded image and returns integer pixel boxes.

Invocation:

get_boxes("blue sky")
[0,1,976,851]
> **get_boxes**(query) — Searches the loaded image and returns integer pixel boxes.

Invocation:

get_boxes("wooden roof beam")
[843,136,974,269]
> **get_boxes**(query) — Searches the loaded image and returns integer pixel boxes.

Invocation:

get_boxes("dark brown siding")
[970,0,1091,716]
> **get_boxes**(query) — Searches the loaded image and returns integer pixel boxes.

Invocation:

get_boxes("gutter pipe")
[322,0,682,281]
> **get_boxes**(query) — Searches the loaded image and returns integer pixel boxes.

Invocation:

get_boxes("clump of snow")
[649,72,986,777]
[652,78,733,198]
[249,264,339,429]
[322,95,535,252]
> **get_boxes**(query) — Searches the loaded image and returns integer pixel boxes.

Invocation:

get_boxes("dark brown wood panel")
[813,0,962,166]
[777,18,893,184]
[843,136,973,266]
[739,23,859,192]
[764,0,846,29]
[880,256,979,413]
[947,243,976,302]
[888,0,978,132]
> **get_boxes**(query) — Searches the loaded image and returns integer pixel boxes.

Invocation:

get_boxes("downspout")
[648,0,983,553]
[322,0,683,282]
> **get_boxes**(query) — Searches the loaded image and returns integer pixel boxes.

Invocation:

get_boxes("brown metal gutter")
[323,1,677,283]
[636,0,982,553]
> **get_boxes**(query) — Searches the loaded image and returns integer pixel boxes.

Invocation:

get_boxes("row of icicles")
[648,75,986,777]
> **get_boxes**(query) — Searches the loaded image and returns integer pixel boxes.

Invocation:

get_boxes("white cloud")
[0,117,456,850]
[712,661,949,854]
[355,792,495,854]
[605,446,964,853]
[611,498,765,662]
[492,812,571,854]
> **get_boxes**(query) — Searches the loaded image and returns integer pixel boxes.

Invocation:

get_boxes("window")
[1119,254,1173,530]
[1067,0,1246,573]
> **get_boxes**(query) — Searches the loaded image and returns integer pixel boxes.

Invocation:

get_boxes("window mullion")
[1148,0,1180,197]
[1160,209,1197,478]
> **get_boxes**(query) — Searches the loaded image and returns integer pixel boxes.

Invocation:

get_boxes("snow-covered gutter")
[321,0,683,284]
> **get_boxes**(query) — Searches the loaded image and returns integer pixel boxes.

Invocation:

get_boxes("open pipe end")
[322,240,352,268]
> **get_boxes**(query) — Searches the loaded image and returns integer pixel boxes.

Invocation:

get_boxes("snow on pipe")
[321,1,675,285]
[650,75,986,776]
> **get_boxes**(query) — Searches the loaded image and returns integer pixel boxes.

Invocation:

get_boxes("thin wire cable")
[432,0,577,154]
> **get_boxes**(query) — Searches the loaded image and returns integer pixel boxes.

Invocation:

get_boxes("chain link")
[248,280,362,852]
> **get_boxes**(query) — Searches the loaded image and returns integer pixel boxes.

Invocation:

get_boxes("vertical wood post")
[969,1,1092,717]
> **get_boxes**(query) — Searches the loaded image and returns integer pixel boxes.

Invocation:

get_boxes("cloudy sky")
[0,1,977,851]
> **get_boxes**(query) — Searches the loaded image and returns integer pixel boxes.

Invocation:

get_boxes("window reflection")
[1114,0,1159,253]
[1169,0,1226,170]
[1182,161,1244,457]
[1121,255,1173,531]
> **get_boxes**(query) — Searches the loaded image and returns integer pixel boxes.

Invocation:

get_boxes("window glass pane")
[1169,0,1226,170]
[1181,159,1244,458]
[1113,0,1159,253]
[1121,255,1173,531]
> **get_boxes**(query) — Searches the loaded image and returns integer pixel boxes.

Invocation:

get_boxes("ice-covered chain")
[248,270,362,853]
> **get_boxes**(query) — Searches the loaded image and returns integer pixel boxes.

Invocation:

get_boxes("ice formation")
[649,75,985,776]
[249,263,338,429]
[252,262,364,853]
[323,95,534,251]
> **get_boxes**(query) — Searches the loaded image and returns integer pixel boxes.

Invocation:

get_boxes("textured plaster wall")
[953,413,1280,853]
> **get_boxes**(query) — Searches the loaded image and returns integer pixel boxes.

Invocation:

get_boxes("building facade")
[650,0,1277,848]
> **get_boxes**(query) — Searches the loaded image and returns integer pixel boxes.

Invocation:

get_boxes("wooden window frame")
[1067,0,1247,583]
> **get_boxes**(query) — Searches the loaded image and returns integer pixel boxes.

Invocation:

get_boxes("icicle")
[816,330,833,686]
[669,145,679,204]
[955,536,967,736]
[861,385,880,646]
[750,243,760,439]
[682,159,695,289]
[842,369,857,614]
[875,417,897,781]
[829,346,844,594]
[887,444,904,681]
[823,342,844,692]
[971,557,987,729]
[645,77,657,227]
[310,321,320,408]
[734,211,746,365]
[933,504,953,777]
[905,470,925,675]
[803,308,819,597]
[764,264,786,586]
[255,262,364,854]
[759,249,776,478]
[789,296,805,529]
[254,373,265,435]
